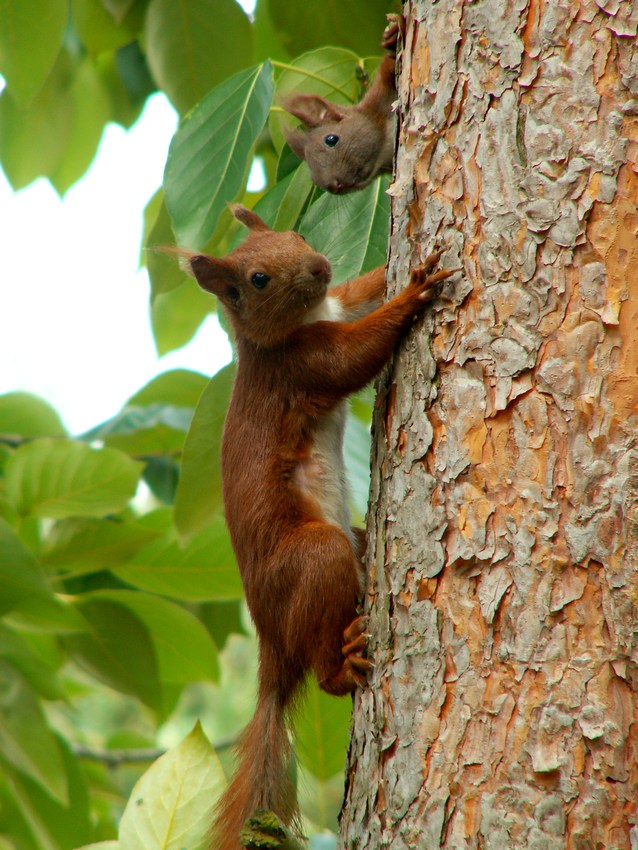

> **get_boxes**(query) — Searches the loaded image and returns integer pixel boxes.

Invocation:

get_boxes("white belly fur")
[298,295,353,541]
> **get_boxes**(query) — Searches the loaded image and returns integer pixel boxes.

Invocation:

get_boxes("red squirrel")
[181,205,450,849]
[283,18,400,194]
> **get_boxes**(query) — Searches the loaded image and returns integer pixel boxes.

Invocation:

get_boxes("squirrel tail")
[212,662,302,850]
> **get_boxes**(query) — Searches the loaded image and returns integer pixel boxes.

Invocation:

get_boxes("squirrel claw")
[382,13,404,55]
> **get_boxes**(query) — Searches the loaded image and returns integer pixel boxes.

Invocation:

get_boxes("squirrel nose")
[309,256,331,282]
[329,180,342,193]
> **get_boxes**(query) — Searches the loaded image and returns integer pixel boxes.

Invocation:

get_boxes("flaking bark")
[341,1,638,848]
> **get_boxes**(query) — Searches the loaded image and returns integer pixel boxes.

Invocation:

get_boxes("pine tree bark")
[341,2,638,848]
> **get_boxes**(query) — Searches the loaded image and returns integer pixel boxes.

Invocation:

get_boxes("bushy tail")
[212,686,299,850]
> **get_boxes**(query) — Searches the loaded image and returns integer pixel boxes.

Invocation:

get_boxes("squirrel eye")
[323,134,340,148]
[251,272,270,289]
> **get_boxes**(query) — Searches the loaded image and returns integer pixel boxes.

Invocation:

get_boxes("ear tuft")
[231,205,270,232]
[282,94,348,128]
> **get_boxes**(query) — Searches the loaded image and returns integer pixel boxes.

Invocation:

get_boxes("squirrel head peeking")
[283,95,391,194]
[185,205,332,347]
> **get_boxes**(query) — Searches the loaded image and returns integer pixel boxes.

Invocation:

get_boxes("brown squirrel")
[283,19,400,194]
[180,205,450,849]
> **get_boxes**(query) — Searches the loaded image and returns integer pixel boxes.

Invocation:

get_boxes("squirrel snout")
[309,256,332,283]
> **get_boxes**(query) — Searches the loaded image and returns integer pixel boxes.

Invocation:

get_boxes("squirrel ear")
[190,255,240,306]
[282,94,348,128]
[285,129,308,162]
[231,204,270,232]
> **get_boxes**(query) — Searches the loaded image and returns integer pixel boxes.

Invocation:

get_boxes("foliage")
[0,0,395,847]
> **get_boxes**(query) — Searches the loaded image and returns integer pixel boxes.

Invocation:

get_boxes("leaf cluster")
[0,0,396,847]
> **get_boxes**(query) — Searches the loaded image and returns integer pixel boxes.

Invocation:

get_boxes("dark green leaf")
[0,392,67,439]
[4,438,143,519]
[4,733,93,849]
[253,0,293,63]
[164,62,274,248]
[174,365,235,540]
[0,519,81,627]
[0,0,67,105]
[0,660,68,803]
[295,677,350,781]
[89,590,219,685]
[200,599,244,648]
[299,175,390,285]
[0,624,64,700]
[142,456,180,505]
[114,516,242,601]
[144,0,253,114]
[268,0,390,57]
[65,597,162,710]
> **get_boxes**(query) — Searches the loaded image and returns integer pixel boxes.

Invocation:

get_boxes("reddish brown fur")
[184,207,450,849]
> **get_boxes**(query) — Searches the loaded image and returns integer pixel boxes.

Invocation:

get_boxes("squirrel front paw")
[382,13,404,56]
[409,252,454,302]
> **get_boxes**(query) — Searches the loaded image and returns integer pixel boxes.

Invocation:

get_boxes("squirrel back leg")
[274,521,371,697]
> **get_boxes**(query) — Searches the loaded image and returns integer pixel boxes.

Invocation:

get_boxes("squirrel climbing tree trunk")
[340,2,638,848]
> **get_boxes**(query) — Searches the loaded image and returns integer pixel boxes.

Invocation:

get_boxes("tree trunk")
[341,2,638,848]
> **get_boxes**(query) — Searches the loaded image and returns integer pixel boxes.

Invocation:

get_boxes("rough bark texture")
[341,2,638,848]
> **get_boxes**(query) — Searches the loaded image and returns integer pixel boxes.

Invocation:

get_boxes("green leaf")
[0,624,64,700]
[103,0,136,24]
[75,844,119,850]
[41,517,162,576]
[150,278,214,356]
[119,722,225,850]
[253,0,292,63]
[262,165,313,234]
[71,0,141,55]
[344,413,371,523]
[0,660,68,803]
[295,678,350,781]
[0,51,73,190]
[65,597,162,710]
[114,516,242,601]
[128,369,210,409]
[0,519,81,627]
[268,0,390,57]
[299,176,391,285]
[89,590,219,685]
[49,55,112,195]
[164,62,274,249]
[0,392,67,439]
[174,365,235,540]
[0,0,67,105]
[82,404,193,456]
[3,733,92,850]
[144,0,254,114]
[146,198,187,299]
[4,438,143,519]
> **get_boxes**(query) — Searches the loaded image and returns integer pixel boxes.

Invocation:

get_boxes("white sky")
[0,93,234,434]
